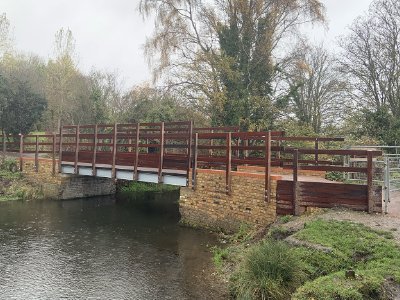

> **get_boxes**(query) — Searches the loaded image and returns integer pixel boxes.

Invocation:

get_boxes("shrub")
[230,239,307,300]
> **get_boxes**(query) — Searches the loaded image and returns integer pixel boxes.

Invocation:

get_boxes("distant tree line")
[1,0,400,146]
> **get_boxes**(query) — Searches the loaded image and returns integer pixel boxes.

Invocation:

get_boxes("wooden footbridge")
[1,121,384,215]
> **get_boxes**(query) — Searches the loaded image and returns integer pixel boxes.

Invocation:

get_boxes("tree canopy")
[140,0,325,130]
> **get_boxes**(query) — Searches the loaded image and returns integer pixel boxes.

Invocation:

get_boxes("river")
[0,197,226,299]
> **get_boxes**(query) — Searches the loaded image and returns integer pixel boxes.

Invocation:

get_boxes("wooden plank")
[134,123,140,180]
[265,131,271,202]
[187,121,193,187]
[19,134,24,172]
[74,126,80,174]
[2,131,6,156]
[158,122,165,183]
[35,135,39,173]
[192,133,198,190]
[275,136,345,142]
[52,133,56,175]
[112,123,118,179]
[367,151,374,213]
[58,126,63,173]
[285,148,382,156]
[92,124,98,176]
[293,150,299,216]
[226,133,232,195]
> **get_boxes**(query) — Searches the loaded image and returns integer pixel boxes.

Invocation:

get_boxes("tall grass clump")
[231,239,307,300]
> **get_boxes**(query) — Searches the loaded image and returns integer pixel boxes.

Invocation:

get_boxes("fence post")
[112,123,118,179]
[265,131,271,202]
[35,135,39,173]
[58,126,63,173]
[158,122,165,183]
[74,125,80,174]
[367,151,374,213]
[2,131,6,157]
[19,134,24,172]
[192,133,198,190]
[226,132,232,195]
[92,124,98,176]
[134,123,140,181]
[293,149,300,216]
[187,121,193,187]
[52,133,56,176]
[384,155,390,214]
[315,138,319,165]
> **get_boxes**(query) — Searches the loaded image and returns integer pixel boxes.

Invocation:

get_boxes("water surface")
[0,197,224,299]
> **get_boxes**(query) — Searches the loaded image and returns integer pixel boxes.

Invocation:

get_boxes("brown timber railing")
[0,122,383,215]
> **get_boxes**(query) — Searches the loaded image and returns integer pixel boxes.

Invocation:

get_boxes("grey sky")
[0,0,373,90]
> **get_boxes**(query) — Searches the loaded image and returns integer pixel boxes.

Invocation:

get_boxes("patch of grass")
[212,246,230,269]
[120,182,179,193]
[267,225,292,240]
[229,223,252,243]
[0,169,22,180]
[279,215,293,223]
[292,220,400,299]
[230,239,308,300]
[220,219,400,300]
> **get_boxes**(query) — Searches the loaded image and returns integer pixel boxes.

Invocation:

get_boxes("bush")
[0,158,18,172]
[230,239,307,300]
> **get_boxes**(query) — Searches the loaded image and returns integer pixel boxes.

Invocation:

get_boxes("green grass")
[230,240,308,300]
[120,182,180,193]
[0,169,22,180]
[292,220,400,299]
[219,219,400,300]
[212,246,230,269]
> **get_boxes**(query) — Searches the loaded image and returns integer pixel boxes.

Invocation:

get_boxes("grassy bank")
[0,158,43,201]
[214,216,400,299]
[119,181,180,193]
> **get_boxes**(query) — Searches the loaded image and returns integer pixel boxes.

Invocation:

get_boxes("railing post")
[92,124,98,176]
[19,134,24,172]
[384,155,390,214]
[74,125,80,174]
[315,138,319,165]
[35,135,39,173]
[112,123,118,179]
[2,131,6,157]
[293,149,300,216]
[187,121,193,186]
[367,151,374,213]
[226,132,232,195]
[192,133,198,190]
[58,126,63,173]
[134,123,140,181]
[158,122,165,183]
[52,133,56,176]
[265,131,271,202]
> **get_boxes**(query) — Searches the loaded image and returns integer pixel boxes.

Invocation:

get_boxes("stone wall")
[180,169,281,232]
[237,165,326,178]
[22,158,115,200]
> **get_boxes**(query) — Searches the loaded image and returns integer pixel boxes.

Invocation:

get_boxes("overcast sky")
[0,0,373,90]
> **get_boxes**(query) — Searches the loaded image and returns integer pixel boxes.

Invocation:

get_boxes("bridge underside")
[60,162,188,186]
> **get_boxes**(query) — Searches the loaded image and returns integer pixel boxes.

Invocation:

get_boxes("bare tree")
[279,43,346,133]
[0,13,12,56]
[339,0,400,117]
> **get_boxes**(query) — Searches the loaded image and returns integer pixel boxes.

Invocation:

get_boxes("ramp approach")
[1,122,384,214]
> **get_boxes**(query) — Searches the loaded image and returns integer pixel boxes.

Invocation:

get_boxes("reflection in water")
[0,197,224,299]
